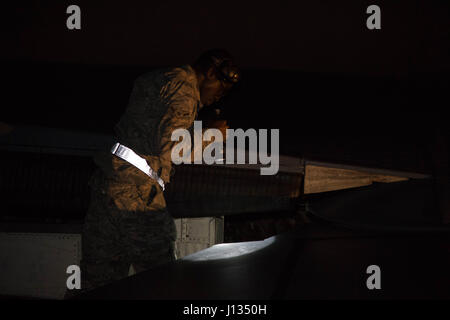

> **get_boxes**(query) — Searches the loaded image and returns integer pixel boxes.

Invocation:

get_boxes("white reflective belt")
[111,143,165,191]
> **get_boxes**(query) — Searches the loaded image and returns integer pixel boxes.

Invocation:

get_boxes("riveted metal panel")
[0,233,81,299]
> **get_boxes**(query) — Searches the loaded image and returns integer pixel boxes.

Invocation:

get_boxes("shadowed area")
[73,179,450,300]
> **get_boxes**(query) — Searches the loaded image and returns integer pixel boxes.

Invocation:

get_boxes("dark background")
[2,0,449,173]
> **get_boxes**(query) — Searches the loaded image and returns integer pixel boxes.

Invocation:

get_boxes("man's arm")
[157,77,198,184]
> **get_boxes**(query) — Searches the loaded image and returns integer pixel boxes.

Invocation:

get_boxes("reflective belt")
[111,143,165,191]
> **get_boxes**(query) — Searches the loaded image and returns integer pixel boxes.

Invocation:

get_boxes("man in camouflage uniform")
[68,49,239,296]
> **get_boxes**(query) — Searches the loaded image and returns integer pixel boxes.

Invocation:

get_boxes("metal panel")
[304,164,409,194]
[0,233,81,299]
[174,217,224,259]
[0,217,223,298]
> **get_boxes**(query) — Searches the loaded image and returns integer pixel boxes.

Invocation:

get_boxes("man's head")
[193,49,240,107]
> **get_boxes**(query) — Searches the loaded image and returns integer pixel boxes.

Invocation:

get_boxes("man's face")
[199,67,232,106]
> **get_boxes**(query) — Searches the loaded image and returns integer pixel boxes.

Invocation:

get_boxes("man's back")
[114,65,201,158]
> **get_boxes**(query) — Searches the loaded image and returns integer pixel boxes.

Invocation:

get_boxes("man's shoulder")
[163,65,197,85]
[133,65,199,103]
[137,65,195,84]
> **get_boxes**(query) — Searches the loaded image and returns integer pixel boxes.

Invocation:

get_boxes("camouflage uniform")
[73,65,202,295]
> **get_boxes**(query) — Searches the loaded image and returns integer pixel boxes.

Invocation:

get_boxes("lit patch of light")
[183,236,277,261]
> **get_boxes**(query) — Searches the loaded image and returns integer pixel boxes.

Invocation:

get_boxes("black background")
[3,1,449,174]
[2,0,449,173]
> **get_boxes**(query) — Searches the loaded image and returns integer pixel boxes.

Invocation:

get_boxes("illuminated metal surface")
[183,237,276,261]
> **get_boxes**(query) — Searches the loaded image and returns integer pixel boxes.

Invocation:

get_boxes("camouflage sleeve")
[157,73,198,184]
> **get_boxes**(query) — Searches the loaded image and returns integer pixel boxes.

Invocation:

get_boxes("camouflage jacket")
[95,65,202,186]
